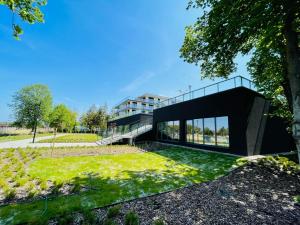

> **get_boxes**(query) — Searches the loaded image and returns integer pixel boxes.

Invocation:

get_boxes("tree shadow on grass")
[136,142,239,176]
[0,167,209,224]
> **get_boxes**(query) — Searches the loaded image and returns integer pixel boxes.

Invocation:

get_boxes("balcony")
[109,110,153,121]
[115,105,154,113]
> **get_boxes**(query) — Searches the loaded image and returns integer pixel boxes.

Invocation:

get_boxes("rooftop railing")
[108,76,256,121]
[155,76,256,109]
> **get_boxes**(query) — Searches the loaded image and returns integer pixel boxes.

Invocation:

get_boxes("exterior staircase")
[96,124,152,146]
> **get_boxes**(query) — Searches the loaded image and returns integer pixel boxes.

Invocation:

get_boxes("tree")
[181,0,300,162]
[217,127,228,136]
[203,127,213,136]
[80,105,109,133]
[10,84,52,142]
[0,0,46,39]
[49,104,77,133]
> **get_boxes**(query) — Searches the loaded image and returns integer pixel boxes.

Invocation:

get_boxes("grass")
[37,133,99,143]
[0,146,240,224]
[294,195,300,203]
[0,133,53,142]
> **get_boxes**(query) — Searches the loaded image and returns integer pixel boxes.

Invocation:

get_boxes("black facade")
[152,87,295,156]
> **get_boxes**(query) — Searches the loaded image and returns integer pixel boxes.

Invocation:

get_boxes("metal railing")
[98,120,153,145]
[155,76,256,109]
[114,105,154,113]
[108,111,153,122]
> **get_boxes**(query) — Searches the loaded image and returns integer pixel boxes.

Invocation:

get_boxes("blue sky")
[0,0,250,121]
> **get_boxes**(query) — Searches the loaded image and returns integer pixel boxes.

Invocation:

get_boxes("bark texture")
[284,0,300,163]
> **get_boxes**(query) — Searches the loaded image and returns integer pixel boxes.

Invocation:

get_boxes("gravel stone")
[95,162,300,225]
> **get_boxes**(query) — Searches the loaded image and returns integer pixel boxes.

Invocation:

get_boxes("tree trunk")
[32,118,38,143]
[284,6,300,164]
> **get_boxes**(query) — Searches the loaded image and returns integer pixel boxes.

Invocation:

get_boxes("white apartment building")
[111,93,168,120]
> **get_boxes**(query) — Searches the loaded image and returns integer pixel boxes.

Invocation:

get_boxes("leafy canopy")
[49,104,77,132]
[10,84,52,130]
[80,105,109,131]
[181,0,300,120]
[0,0,47,39]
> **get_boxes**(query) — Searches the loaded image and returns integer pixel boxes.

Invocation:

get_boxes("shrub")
[15,177,28,187]
[0,178,8,189]
[82,209,97,225]
[103,218,117,225]
[26,182,36,192]
[2,164,10,172]
[4,151,14,159]
[57,213,73,225]
[3,170,13,179]
[125,211,139,225]
[10,157,19,165]
[153,219,164,225]
[71,182,81,193]
[14,162,24,172]
[17,168,26,177]
[107,205,121,218]
[40,180,48,191]
[28,190,37,198]
[30,150,41,159]
[294,195,300,203]
[258,156,300,175]
[4,188,16,200]
[51,182,63,195]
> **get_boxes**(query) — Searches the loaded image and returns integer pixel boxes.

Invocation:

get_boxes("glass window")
[157,121,180,141]
[203,118,216,145]
[157,122,162,140]
[216,117,229,147]
[167,121,173,140]
[173,121,180,140]
[157,122,167,140]
[194,119,203,144]
[186,120,193,143]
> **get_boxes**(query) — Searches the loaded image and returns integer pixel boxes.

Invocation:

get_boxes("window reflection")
[194,119,203,144]
[216,117,229,147]
[184,116,229,148]
[158,117,229,148]
[157,121,180,141]
[204,118,216,145]
[186,120,193,142]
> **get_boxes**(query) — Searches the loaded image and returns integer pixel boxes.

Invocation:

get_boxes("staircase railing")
[98,119,152,140]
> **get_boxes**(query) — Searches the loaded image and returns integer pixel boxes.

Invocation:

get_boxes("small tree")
[80,105,108,133]
[10,84,52,143]
[49,104,77,133]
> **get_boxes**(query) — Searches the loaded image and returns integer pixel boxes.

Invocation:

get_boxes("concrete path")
[0,134,97,149]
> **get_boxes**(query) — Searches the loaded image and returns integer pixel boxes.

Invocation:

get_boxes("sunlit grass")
[37,133,99,143]
[0,133,53,142]
[0,146,239,224]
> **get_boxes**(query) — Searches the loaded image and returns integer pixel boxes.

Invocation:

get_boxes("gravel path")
[96,162,300,225]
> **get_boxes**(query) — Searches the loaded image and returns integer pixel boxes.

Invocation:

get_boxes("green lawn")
[37,133,99,143]
[0,133,53,142]
[0,146,241,224]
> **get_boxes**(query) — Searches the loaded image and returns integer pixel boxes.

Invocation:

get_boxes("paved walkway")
[0,134,97,149]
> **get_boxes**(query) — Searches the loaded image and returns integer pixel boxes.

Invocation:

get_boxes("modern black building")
[107,76,295,156]
[153,86,295,156]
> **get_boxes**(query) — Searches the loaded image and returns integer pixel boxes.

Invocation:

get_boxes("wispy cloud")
[120,58,174,93]
[120,71,156,92]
